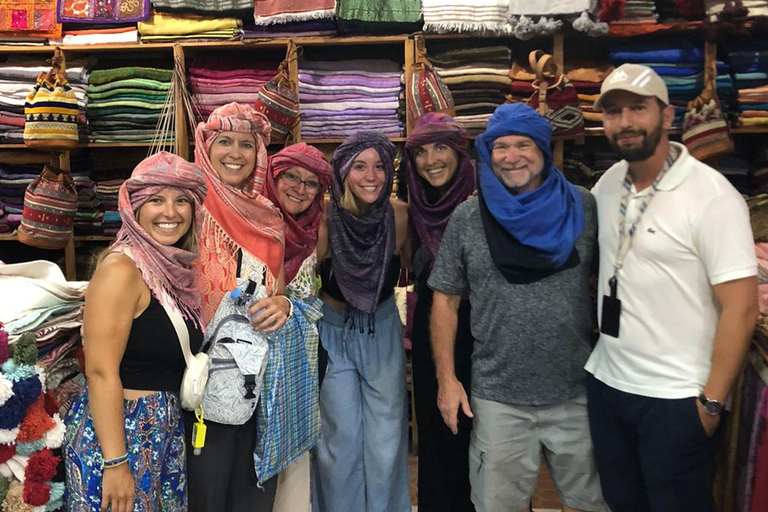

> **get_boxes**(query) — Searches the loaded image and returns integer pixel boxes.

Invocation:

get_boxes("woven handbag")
[255,41,300,145]
[527,50,585,140]
[18,164,77,250]
[23,48,79,150]
[406,36,455,125]
[682,42,734,162]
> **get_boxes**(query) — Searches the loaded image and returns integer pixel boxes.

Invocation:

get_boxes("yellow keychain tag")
[191,406,206,456]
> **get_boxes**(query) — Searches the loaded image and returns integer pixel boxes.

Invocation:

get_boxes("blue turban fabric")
[475,104,585,279]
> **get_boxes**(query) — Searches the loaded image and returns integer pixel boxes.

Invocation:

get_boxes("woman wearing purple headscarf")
[312,131,411,512]
[402,113,476,512]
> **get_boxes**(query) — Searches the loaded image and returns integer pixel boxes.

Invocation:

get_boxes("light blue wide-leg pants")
[312,298,410,512]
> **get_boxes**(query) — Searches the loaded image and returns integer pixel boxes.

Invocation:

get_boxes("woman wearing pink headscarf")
[64,152,207,512]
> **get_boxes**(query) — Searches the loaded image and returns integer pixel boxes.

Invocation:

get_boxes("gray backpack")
[200,279,270,425]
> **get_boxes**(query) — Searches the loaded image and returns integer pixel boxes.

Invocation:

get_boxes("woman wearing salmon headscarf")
[262,143,332,512]
[189,102,290,512]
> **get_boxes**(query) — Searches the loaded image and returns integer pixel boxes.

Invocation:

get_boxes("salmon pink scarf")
[112,151,207,327]
[194,102,285,323]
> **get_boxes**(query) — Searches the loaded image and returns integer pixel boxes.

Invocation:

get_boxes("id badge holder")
[600,277,621,338]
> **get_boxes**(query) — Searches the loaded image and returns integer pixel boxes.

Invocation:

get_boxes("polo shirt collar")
[626,141,693,195]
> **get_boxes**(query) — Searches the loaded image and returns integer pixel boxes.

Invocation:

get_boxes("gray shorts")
[469,394,607,512]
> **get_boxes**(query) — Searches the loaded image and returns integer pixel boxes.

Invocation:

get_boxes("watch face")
[704,401,721,415]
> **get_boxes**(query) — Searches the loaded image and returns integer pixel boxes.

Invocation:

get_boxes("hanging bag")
[24,48,80,150]
[255,41,300,145]
[406,36,456,126]
[18,163,77,250]
[682,42,734,162]
[527,50,585,140]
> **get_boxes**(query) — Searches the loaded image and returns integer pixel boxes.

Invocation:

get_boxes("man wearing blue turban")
[427,104,607,512]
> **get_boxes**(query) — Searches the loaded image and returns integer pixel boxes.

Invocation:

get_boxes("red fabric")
[0,443,15,464]
[599,0,625,22]
[750,411,768,512]
[25,448,59,483]
[16,395,54,443]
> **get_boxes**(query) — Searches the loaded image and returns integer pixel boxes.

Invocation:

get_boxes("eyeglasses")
[281,171,321,194]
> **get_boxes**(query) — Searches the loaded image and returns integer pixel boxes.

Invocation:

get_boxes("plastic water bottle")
[229,276,268,319]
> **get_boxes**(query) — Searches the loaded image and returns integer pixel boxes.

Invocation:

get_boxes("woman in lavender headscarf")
[312,131,411,512]
[401,113,476,512]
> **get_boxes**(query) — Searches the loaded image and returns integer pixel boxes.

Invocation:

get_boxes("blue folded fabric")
[739,104,768,112]
[609,41,703,64]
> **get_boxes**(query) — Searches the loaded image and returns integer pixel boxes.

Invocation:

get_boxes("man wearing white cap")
[585,63,759,511]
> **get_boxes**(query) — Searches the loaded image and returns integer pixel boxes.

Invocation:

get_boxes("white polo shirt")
[585,142,757,399]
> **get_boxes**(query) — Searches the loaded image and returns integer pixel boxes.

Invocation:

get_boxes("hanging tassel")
[513,16,537,40]
[534,17,562,38]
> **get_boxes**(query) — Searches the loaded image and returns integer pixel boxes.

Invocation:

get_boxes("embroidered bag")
[255,41,300,145]
[682,42,734,162]
[200,276,270,425]
[407,36,455,126]
[527,50,585,140]
[24,48,79,150]
[18,163,77,250]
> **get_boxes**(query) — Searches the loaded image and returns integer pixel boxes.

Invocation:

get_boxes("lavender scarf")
[329,131,396,313]
[403,113,476,264]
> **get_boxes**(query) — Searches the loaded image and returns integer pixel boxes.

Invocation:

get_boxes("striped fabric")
[254,297,323,482]
[407,63,455,124]
[255,76,299,144]
[682,98,734,161]
[19,164,77,249]
[24,73,79,149]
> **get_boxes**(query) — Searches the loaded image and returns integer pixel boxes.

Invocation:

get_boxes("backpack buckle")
[244,374,257,399]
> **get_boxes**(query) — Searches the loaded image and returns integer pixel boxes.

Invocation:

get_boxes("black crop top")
[320,256,401,306]
[120,295,203,392]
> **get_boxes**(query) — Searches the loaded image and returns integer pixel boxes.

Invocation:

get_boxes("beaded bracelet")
[102,453,129,469]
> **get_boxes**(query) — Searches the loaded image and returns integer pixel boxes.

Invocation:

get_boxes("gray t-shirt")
[428,189,597,406]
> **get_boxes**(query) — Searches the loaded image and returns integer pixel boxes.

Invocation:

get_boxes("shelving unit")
[1,30,766,280]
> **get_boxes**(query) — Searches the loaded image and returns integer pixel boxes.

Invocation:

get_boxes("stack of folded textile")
[137,12,243,42]
[243,20,337,39]
[507,58,536,105]
[608,40,711,129]
[429,43,511,135]
[567,63,615,128]
[86,66,173,143]
[188,56,278,122]
[422,0,511,34]
[253,0,336,26]
[0,56,91,144]
[717,153,753,194]
[299,59,404,139]
[621,0,659,22]
[93,179,123,235]
[725,39,768,128]
[0,163,42,233]
[50,26,139,46]
[71,159,100,236]
[0,259,87,418]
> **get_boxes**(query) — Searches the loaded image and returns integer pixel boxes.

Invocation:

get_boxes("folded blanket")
[300,59,401,73]
[253,0,335,25]
[422,0,510,33]
[298,73,401,88]
[138,12,241,36]
[89,68,172,86]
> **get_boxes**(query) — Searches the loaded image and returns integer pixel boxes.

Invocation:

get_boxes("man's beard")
[609,118,664,162]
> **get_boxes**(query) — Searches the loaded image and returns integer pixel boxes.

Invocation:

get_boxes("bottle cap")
[230,288,242,300]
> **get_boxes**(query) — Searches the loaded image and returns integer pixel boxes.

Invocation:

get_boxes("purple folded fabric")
[298,73,401,88]
[301,128,402,138]
[301,108,398,117]
[191,84,264,94]
[195,93,261,105]
[301,93,399,102]
[301,59,401,74]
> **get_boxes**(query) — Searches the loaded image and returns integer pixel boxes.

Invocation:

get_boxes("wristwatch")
[698,393,723,416]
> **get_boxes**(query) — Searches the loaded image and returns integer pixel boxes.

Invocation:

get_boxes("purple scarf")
[329,131,396,313]
[403,113,476,263]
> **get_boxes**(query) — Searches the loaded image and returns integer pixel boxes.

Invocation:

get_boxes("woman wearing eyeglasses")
[262,143,333,512]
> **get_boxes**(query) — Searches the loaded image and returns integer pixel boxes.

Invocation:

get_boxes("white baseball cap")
[594,63,669,111]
